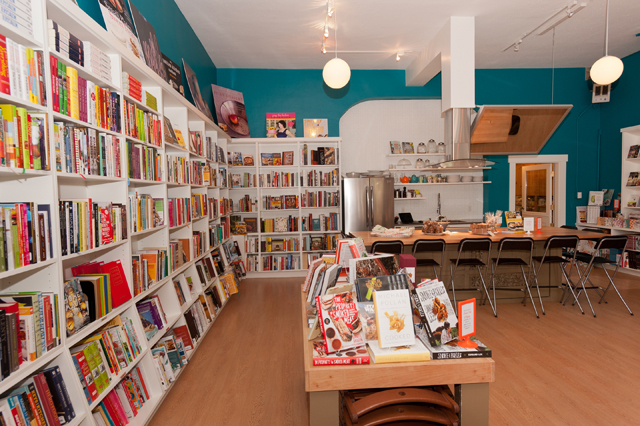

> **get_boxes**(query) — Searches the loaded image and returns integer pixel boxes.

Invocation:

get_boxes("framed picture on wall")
[211,84,251,138]
[390,141,401,154]
[402,142,414,154]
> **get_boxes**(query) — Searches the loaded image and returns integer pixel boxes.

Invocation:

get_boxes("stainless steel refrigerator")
[342,176,395,233]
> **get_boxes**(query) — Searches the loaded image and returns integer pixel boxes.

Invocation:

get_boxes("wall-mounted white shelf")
[394,181,491,186]
[394,198,427,201]
[386,153,446,157]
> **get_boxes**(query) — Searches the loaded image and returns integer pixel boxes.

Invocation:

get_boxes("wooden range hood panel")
[470,105,572,155]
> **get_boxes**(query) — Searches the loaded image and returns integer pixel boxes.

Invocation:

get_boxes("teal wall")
[76,0,217,112]
[218,67,603,224]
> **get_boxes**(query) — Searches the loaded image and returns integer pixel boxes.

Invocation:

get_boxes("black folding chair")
[489,238,540,318]
[412,239,446,280]
[448,238,494,315]
[532,236,584,315]
[371,240,404,255]
[572,235,633,317]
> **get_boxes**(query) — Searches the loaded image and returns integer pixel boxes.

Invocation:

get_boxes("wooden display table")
[301,288,495,426]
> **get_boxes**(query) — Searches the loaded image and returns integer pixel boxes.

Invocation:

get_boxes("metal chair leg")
[600,265,634,315]
[560,263,585,314]
[449,262,458,313]
[531,263,545,315]
[476,265,496,317]
[520,265,539,318]
[433,265,438,280]
[576,263,597,317]
[490,262,497,315]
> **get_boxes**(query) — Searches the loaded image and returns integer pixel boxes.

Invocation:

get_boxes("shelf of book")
[52,112,122,137]
[385,153,446,157]
[393,181,491,186]
[126,135,162,150]
[0,91,49,111]
[57,172,126,183]
[60,239,129,261]
[0,346,64,395]
[0,20,43,49]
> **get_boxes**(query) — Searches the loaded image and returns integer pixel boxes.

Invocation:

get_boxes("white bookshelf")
[0,1,240,425]
[228,137,342,275]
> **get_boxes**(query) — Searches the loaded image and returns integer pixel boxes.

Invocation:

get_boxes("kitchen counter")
[396,219,482,230]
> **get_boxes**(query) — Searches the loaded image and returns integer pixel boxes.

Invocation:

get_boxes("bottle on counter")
[403,186,407,198]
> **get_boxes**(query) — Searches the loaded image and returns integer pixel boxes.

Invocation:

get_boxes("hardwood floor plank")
[149,270,638,426]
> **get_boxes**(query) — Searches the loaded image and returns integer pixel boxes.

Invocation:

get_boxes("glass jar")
[397,158,412,169]
[415,158,425,169]
[437,142,446,153]
[427,139,437,153]
[417,142,427,154]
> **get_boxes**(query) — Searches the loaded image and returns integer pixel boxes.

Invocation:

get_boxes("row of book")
[126,140,162,181]
[0,203,53,272]
[300,190,340,208]
[0,366,76,426]
[121,72,141,103]
[259,171,298,188]
[168,197,190,228]
[300,169,339,187]
[301,145,337,165]
[262,195,298,210]
[260,216,299,233]
[191,193,207,219]
[128,192,164,234]
[132,248,169,296]
[169,238,190,273]
[302,234,340,251]
[233,195,256,212]
[50,57,121,133]
[0,35,46,107]
[91,364,150,426]
[193,230,206,259]
[54,123,121,177]
[0,106,48,170]
[255,254,301,271]
[1,0,33,40]
[166,154,189,184]
[70,315,142,404]
[0,291,60,378]
[48,20,112,83]
[230,172,255,188]
[123,99,161,146]
[189,160,206,186]
[209,223,225,249]
[301,213,339,232]
[58,200,127,256]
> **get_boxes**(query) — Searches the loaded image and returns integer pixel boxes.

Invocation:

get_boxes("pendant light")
[590,0,623,85]
[323,3,350,89]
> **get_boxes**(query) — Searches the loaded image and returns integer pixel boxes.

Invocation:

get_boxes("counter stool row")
[370,233,633,318]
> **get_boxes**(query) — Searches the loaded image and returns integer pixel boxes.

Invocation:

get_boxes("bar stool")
[489,238,539,318]
[371,240,404,255]
[532,236,584,315]
[571,235,633,317]
[448,238,494,314]
[412,239,446,281]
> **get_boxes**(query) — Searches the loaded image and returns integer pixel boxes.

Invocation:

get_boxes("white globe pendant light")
[591,0,623,85]
[323,57,351,89]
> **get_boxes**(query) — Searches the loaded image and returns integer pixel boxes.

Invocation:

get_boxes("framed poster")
[98,0,144,62]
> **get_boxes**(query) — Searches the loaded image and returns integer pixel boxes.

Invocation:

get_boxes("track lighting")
[327,1,333,17]
[396,52,405,62]
[322,43,326,54]
[324,23,329,38]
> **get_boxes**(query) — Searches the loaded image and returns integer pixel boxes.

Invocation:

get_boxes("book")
[316,291,364,354]
[355,274,410,303]
[129,3,167,80]
[272,153,282,166]
[243,154,254,166]
[627,172,638,187]
[311,340,369,366]
[390,141,401,154]
[402,142,414,154]
[282,151,294,166]
[97,0,144,62]
[162,54,184,96]
[303,119,328,138]
[373,289,415,348]
[628,145,639,159]
[367,340,430,363]
[266,113,295,138]
[411,280,458,347]
[245,217,258,233]
[416,330,492,360]
[348,254,398,283]
[503,210,524,233]
[183,59,214,121]
[260,153,274,166]
[63,278,90,337]
[211,84,250,138]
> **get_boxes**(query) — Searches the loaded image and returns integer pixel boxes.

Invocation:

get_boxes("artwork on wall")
[267,113,296,138]
[183,59,214,121]
[211,84,250,138]
[129,2,167,80]
[162,54,184,96]
[98,0,144,62]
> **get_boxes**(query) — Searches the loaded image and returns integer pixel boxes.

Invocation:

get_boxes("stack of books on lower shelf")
[132,248,169,296]
[128,192,164,233]
[91,364,151,426]
[0,203,54,272]
[168,198,190,227]
[126,140,162,181]
[54,122,121,176]
[0,106,49,170]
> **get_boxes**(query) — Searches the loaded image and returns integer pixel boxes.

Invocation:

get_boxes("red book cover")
[0,35,9,95]
[104,392,127,426]
[172,325,194,351]
[312,340,370,366]
[316,292,365,354]
[133,367,150,400]
[72,351,99,402]
[33,373,61,426]
[35,51,45,107]
[100,206,113,244]
[27,114,34,169]
[99,260,132,308]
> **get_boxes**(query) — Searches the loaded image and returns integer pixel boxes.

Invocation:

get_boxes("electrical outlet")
[577,192,582,199]
[593,84,610,103]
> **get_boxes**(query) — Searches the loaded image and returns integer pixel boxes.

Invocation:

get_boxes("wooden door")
[522,164,553,226]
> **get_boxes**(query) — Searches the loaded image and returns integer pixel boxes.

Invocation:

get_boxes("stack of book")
[191,193,207,219]
[167,155,188,184]
[260,216,298,233]
[301,213,339,232]
[168,198,190,228]
[262,194,298,210]
[0,106,49,170]
[123,99,161,146]
[258,171,298,188]
[136,295,168,340]
[1,0,33,39]
[192,230,206,258]
[169,238,190,272]
[58,200,127,255]
[128,192,164,233]
[121,72,142,102]
[0,291,60,372]
[54,123,121,176]
[261,254,300,271]
[84,41,112,83]
[132,248,169,296]
[70,315,142,404]
[233,194,256,212]
[91,365,151,425]
[0,203,53,272]
[301,190,340,208]
[0,366,76,425]
[126,140,162,181]
[189,160,205,185]
[301,168,339,187]
[0,36,46,106]
[302,234,339,251]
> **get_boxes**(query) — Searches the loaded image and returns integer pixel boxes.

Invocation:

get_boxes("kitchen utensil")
[345,172,361,178]
[401,175,410,183]
[397,158,412,169]
[410,175,419,183]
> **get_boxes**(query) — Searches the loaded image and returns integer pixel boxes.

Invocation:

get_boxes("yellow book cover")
[367,340,431,364]
[95,84,101,125]
[16,107,28,168]
[0,104,17,167]
[174,129,186,147]
[67,67,79,120]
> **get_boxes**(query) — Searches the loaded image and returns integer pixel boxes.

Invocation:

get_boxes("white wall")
[339,99,484,221]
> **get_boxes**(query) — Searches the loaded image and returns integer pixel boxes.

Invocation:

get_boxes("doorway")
[509,155,568,227]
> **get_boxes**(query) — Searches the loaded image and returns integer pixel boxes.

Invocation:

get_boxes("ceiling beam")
[405,17,475,112]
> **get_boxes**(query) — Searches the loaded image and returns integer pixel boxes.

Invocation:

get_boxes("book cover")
[303,119,328,138]
[161,54,184,96]
[266,113,295,138]
[272,153,282,166]
[373,289,415,348]
[260,153,274,166]
[316,291,364,354]
[136,302,159,340]
[129,3,167,80]
[367,339,430,363]
[348,254,398,283]
[163,117,177,145]
[390,141,401,154]
[211,84,250,138]
[97,0,144,63]
[173,129,186,148]
[274,217,288,233]
[182,59,214,121]
[355,274,410,302]
[411,280,458,347]
[627,172,638,187]
[324,147,336,165]
[153,198,164,226]
[503,210,524,233]
[282,151,294,166]
[231,152,243,166]
[243,154,254,166]
[311,340,369,366]
[244,217,258,233]
[63,278,90,337]
[628,145,639,159]
[415,327,492,360]
[402,142,414,154]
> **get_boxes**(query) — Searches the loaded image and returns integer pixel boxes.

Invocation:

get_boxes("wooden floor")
[149,270,640,426]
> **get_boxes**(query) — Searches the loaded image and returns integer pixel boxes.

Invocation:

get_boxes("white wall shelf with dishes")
[229,137,342,276]
[0,1,239,425]
[386,154,445,157]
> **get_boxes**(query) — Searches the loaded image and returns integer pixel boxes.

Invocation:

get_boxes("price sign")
[457,299,478,349]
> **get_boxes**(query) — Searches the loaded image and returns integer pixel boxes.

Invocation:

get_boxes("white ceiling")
[174,0,640,71]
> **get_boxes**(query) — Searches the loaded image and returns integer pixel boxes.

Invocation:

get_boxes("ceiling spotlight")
[327,1,334,17]
[322,43,327,54]
[396,53,400,62]
[324,23,329,38]
[514,44,520,52]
